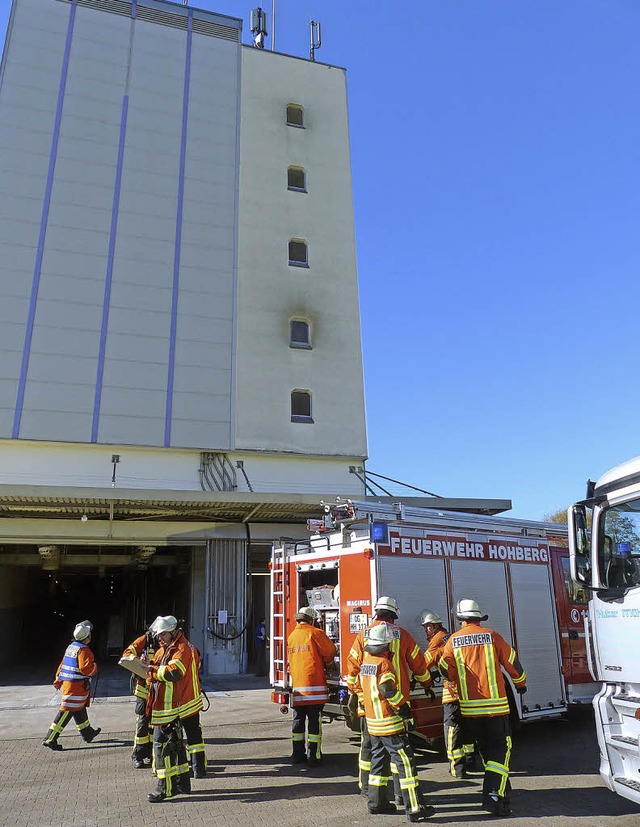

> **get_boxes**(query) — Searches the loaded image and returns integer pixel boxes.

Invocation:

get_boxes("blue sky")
[2,0,639,518]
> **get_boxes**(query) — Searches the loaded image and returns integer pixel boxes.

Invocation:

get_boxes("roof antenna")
[309,19,321,61]
[250,7,268,49]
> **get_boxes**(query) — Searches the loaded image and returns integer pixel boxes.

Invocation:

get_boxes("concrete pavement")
[0,667,638,827]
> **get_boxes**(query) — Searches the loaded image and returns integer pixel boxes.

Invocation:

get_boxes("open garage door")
[0,544,193,672]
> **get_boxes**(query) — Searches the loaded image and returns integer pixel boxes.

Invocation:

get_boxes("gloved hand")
[53,681,62,690]
[425,687,436,703]
[516,686,527,695]
[404,717,416,733]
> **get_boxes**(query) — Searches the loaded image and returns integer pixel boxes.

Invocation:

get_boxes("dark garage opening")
[0,545,191,676]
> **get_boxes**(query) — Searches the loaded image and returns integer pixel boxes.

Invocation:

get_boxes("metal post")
[271,0,276,51]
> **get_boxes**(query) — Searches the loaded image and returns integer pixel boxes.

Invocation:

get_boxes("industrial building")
[0,0,368,673]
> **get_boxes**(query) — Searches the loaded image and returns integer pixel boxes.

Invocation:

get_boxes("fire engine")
[270,500,598,745]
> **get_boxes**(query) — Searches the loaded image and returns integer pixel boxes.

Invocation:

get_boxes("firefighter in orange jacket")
[122,625,157,769]
[43,621,101,750]
[420,609,474,778]
[146,616,204,802]
[347,596,434,798]
[354,623,434,822]
[287,606,336,765]
[439,599,527,817]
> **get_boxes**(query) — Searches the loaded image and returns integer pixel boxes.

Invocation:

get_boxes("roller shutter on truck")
[509,563,566,715]
[449,558,513,642]
[378,556,449,649]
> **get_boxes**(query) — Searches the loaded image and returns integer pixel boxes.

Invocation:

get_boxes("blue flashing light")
[616,542,631,557]
[370,521,389,545]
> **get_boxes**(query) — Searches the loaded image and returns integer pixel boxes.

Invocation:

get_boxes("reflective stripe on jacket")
[439,622,527,717]
[287,622,336,706]
[355,653,406,737]
[347,620,433,700]
[179,640,204,719]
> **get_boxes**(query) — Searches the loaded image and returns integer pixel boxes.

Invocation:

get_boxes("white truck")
[272,500,596,745]
[569,456,640,805]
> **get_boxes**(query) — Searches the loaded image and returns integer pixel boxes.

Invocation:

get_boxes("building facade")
[0,0,367,672]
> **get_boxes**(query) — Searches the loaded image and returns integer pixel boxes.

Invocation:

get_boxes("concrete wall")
[0,439,366,495]
[0,0,240,450]
[236,47,367,459]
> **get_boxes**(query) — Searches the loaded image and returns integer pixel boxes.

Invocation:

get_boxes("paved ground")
[1,666,639,827]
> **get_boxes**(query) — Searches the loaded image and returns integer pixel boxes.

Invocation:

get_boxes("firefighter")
[347,596,435,800]
[146,615,203,802]
[354,622,434,822]
[43,621,101,750]
[419,609,474,778]
[286,605,336,765]
[439,599,527,817]
[122,621,159,769]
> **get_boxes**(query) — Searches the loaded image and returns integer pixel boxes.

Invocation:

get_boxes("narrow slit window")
[290,320,311,349]
[288,239,308,267]
[286,104,304,127]
[291,390,313,422]
[287,167,306,192]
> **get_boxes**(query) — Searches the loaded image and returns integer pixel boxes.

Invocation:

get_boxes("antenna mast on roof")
[271,0,276,51]
[250,7,268,49]
[309,19,321,61]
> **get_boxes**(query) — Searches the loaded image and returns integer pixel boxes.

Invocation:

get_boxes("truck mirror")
[568,504,592,587]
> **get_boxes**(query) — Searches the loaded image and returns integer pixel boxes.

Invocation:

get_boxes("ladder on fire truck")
[323,499,569,540]
[270,541,289,688]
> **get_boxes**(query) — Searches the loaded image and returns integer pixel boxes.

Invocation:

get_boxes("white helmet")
[456,599,487,621]
[296,606,317,623]
[364,622,394,653]
[149,615,164,634]
[154,615,178,634]
[73,621,92,641]
[420,610,442,626]
[374,596,399,617]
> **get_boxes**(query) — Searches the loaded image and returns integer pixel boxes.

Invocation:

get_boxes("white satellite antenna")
[250,7,268,49]
[309,19,321,62]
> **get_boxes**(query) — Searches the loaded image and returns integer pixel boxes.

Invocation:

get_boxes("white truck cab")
[569,456,640,805]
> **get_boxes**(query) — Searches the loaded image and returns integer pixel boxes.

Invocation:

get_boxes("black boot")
[148,781,168,803]
[193,752,207,778]
[43,739,63,751]
[83,727,101,743]
[174,772,191,795]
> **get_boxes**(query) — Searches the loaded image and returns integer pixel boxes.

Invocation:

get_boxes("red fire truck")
[270,500,598,744]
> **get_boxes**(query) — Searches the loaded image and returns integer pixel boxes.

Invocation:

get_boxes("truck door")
[552,550,591,698]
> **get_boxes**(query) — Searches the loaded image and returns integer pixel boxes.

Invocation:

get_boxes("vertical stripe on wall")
[91,0,136,443]
[91,95,129,443]
[12,0,77,439]
[164,10,193,447]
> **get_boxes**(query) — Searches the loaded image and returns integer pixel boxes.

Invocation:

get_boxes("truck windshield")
[600,500,640,588]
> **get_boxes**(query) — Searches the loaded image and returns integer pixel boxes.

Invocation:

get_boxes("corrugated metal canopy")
[0,486,327,523]
[0,485,511,523]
